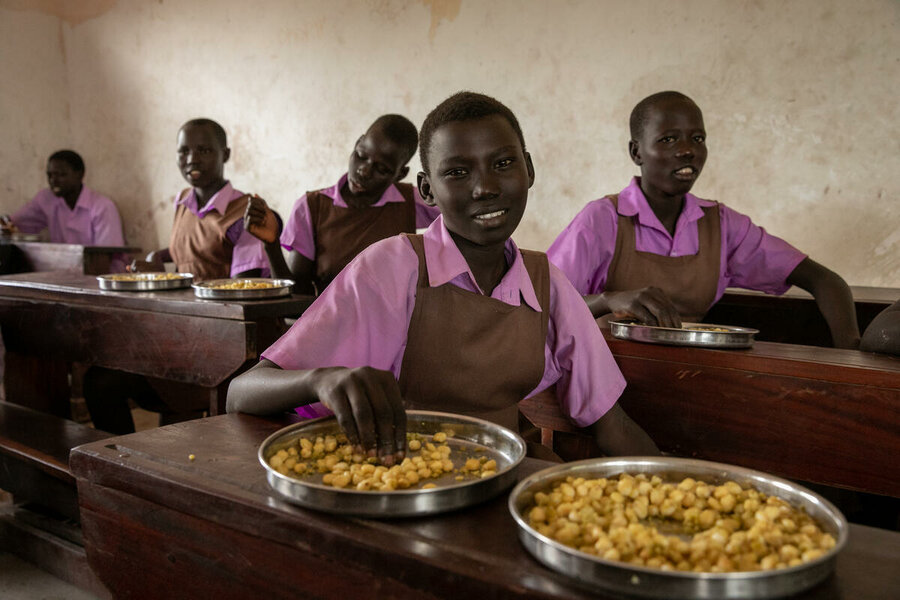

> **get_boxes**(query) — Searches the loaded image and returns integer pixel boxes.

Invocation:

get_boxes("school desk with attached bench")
[0,270,312,417]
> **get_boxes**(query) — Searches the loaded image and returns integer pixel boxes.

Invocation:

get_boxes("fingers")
[638,287,682,328]
[360,372,407,464]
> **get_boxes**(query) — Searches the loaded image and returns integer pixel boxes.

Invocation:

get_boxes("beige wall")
[1,0,898,286]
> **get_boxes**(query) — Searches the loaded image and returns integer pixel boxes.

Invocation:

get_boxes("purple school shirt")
[13,186,125,246]
[263,215,626,428]
[547,177,807,303]
[280,173,441,258]
[175,182,269,277]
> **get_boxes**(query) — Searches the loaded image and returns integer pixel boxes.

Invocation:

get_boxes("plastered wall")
[1,0,898,287]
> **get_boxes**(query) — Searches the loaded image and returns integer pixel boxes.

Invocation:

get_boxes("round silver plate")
[1,232,42,242]
[96,272,193,291]
[509,457,847,599]
[192,278,294,300]
[260,410,526,518]
[610,320,759,348]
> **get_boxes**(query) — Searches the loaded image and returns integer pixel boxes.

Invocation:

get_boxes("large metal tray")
[509,457,847,599]
[610,319,758,348]
[260,410,526,517]
[96,272,193,291]
[192,278,294,300]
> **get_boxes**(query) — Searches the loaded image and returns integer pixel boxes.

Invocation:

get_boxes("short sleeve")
[230,224,271,277]
[547,199,619,295]
[280,194,316,260]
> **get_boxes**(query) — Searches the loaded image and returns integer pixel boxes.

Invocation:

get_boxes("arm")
[243,195,315,292]
[786,257,860,349]
[589,402,660,456]
[130,247,171,271]
[226,358,407,463]
[91,198,126,246]
[584,287,682,328]
[860,300,900,355]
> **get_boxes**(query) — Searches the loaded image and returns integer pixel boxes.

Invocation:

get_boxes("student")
[243,114,439,295]
[227,92,659,463]
[86,119,268,434]
[547,91,860,349]
[860,299,900,355]
[2,150,125,247]
[137,118,268,278]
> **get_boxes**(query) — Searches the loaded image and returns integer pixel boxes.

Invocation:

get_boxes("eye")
[659,136,676,144]
[495,158,514,169]
[693,135,706,143]
[375,164,392,176]
[444,167,467,178]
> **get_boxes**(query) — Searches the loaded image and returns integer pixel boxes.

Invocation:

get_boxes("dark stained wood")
[70,414,900,600]
[12,241,141,275]
[2,352,70,417]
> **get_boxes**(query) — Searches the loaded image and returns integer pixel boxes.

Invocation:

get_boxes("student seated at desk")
[1,150,125,247]
[227,92,659,463]
[547,91,860,349]
[87,119,269,435]
[135,118,269,278]
[861,299,900,355]
[243,114,439,295]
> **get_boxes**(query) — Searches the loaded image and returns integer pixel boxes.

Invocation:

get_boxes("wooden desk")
[0,271,312,416]
[4,240,142,275]
[69,414,900,599]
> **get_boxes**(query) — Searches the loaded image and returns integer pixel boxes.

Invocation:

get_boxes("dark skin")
[860,299,900,355]
[2,159,84,233]
[243,123,411,295]
[227,114,659,460]
[585,97,860,348]
[133,122,261,276]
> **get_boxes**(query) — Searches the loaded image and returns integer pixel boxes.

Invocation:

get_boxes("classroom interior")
[0,1,898,599]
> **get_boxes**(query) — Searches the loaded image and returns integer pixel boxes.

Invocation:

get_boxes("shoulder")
[330,235,419,298]
[85,188,118,210]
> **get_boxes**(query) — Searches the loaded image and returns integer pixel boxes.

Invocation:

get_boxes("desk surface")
[70,414,900,600]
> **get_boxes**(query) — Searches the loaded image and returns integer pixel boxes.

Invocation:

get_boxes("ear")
[628,140,641,166]
[524,152,535,189]
[417,171,436,206]
[223,147,231,164]
[395,165,409,182]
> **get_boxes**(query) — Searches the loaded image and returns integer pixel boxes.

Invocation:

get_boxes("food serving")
[96,272,193,291]
[104,272,187,282]
[609,319,758,348]
[208,279,277,290]
[192,277,294,299]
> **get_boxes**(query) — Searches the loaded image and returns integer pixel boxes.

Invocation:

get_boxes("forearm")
[263,241,294,280]
[226,359,324,415]
[788,258,860,349]
[147,247,172,263]
[590,403,660,456]
[584,293,612,318]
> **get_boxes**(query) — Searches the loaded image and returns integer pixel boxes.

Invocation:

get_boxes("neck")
[639,179,685,236]
[449,230,509,295]
[63,185,83,210]
[194,178,227,207]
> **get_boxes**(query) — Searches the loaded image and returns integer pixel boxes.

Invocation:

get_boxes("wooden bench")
[8,241,141,275]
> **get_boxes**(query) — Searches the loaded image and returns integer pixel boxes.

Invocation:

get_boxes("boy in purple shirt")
[548,91,859,349]
[243,114,439,295]
[228,92,658,464]
[3,150,125,247]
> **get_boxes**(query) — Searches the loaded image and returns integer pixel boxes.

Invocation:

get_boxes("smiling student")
[243,114,439,295]
[547,91,860,348]
[227,92,659,463]
[2,150,125,247]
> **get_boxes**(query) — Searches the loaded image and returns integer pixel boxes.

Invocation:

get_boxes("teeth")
[475,210,506,220]
[676,167,694,175]
[190,170,201,177]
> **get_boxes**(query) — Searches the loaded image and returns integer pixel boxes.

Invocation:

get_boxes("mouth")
[347,177,367,194]
[51,186,63,195]
[473,209,509,225]
[186,169,202,180]
[673,166,699,181]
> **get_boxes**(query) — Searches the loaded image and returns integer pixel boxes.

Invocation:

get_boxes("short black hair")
[47,150,85,174]
[419,91,526,175]
[180,118,228,148]
[630,91,698,140]
[370,114,418,165]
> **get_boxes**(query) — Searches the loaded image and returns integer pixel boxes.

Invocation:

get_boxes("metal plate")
[610,319,758,348]
[260,410,526,517]
[509,457,848,599]
[0,232,42,242]
[96,272,193,291]
[192,278,293,300]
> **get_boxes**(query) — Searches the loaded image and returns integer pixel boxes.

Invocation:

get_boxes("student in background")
[227,92,658,463]
[860,299,900,355]
[2,150,125,248]
[548,91,860,349]
[243,114,439,295]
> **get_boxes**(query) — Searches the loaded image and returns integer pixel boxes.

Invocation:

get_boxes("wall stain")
[419,0,461,40]
[0,0,117,26]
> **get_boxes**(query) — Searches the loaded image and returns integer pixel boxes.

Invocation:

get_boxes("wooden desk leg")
[3,352,70,418]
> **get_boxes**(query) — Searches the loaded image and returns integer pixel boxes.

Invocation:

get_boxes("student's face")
[346,126,408,197]
[418,115,534,249]
[176,124,229,188]
[46,159,83,198]
[630,98,707,198]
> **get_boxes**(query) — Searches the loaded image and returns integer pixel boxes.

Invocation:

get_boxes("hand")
[129,251,165,273]
[0,215,17,234]
[243,194,279,244]
[605,287,682,328]
[310,366,407,465]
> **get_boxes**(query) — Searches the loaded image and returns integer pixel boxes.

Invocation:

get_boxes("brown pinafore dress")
[308,183,417,291]
[397,234,550,431]
[605,195,721,322]
[169,189,249,280]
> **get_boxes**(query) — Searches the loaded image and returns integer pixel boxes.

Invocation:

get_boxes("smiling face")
[176,123,229,191]
[46,159,84,199]
[630,97,707,200]
[345,124,409,200]
[418,114,534,251]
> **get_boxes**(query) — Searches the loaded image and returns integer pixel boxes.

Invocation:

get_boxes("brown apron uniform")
[397,234,550,432]
[308,182,417,291]
[169,188,249,280]
[605,195,721,322]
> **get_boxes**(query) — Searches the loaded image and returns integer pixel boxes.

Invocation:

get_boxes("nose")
[675,140,695,159]
[472,169,500,200]
[357,162,372,179]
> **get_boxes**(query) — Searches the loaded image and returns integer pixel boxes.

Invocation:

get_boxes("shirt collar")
[176,181,235,216]
[322,173,406,208]
[618,176,707,234]
[52,186,92,212]
[421,216,542,311]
